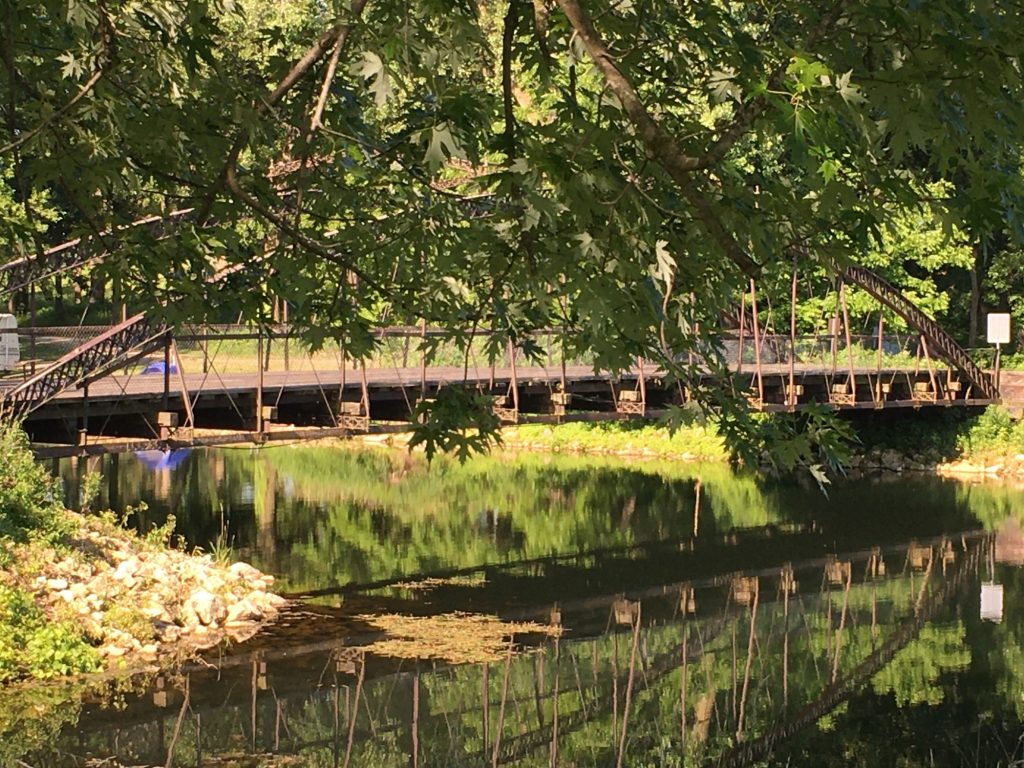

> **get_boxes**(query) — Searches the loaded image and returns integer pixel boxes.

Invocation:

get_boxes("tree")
[3,0,1024,465]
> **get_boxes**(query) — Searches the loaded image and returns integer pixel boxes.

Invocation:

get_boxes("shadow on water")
[10,446,1024,766]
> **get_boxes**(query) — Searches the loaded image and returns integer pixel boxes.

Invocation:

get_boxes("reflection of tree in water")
[56,447,264,554]
[56,445,1014,597]
[0,683,90,766]
[40,445,1024,766]
[221,448,788,591]
[871,623,969,707]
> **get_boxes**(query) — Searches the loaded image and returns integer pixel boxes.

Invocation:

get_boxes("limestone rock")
[250,591,287,610]
[229,561,264,583]
[225,598,264,625]
[114,557,139,580]
[156,623,182,643]
[880,449,904,471]
[226,623,260,643]
[186,590,227,627]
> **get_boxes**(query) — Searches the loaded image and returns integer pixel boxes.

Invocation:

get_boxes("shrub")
[0,585,99,683]
[0,424,73,545]
[957,406,1024,457]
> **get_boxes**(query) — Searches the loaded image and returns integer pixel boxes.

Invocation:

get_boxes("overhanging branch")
[698,0,848,169]
[554,0,759,276]
[199,0,369,222]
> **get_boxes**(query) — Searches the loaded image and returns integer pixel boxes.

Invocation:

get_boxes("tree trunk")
[969,243,981,349]
[54,273,64,320]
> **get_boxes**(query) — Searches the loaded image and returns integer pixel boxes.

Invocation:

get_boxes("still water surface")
[8,445,1024,766]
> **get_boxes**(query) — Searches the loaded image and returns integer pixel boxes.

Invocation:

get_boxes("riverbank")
[353,405,1024,477]
[502,407,1024,477]
[0,426,285,684]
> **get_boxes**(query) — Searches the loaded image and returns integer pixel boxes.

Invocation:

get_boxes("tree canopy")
[3,0,1024,462]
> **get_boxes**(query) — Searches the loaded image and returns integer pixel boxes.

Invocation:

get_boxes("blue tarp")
[141,360,178,375]
[133,449,191,471]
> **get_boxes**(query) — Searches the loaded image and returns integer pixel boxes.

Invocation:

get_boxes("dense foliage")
[0,584,99,682]
[0,426,99,682]
[4,0,1024,462]
[0,424,73,547]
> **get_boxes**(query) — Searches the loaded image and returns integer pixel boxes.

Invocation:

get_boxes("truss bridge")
[0,241,1003,455]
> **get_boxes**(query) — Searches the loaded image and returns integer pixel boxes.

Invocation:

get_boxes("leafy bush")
[956,406,1024,457]
[0,424,73,545]
[0,585,99,683]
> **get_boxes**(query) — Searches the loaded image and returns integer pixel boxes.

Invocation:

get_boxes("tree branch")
[0,69,103,156]
[198,0,368,221]
[698,0,847,169]
[310,31,345,133]
[553,0,702,173]
[554,0,759,276]
[502,0,519,161]
[223,160,382,294]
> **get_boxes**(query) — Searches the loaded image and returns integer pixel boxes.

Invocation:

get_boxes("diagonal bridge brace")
[0,313,168,422]
[0,209,197,299]
[843,265,996,400]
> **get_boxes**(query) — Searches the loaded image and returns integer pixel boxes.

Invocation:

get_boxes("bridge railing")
[4,323,1002,386]
[719,332,948,372]
[0,324,581,380]
[0,326,115,383]
[169,324,594,378]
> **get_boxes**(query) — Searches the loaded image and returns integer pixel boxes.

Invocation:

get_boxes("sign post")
[987,313,1011,394]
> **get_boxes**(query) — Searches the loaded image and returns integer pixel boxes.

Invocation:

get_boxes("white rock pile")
[31,520,287,664]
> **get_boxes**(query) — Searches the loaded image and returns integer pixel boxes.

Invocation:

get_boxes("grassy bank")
[456,406,1024,473]
[0,427,101,682]
[0,426,284,685]
[500,420,728,461]
[848,406,1024,473]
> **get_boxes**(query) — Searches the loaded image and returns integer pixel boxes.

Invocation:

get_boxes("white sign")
[0,314,18,372]
[988,313,1011,345]
[982,582,1004,623]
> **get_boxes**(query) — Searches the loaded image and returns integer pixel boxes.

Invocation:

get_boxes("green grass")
[504,421,728,461]
[0,425,101,682]
[505,406,1024,469]
[954,406,1024,459]
[0,425,74,546]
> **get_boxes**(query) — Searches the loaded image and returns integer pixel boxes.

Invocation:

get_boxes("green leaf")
[652,239,676,287]
[352,51,391,106]
[423,123,466,171]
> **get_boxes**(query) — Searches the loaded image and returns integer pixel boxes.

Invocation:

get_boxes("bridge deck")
[17,357,998,454]
[50,363,600,401]
[34,361,976,411]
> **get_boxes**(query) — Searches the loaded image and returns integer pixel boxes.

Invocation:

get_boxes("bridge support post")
[256,331,265,437]
[789,263,797,409]
[29,283,37,365]
[750,279,764,407]
[419,320,427,398]
[162,334,171,412]
[875,314,884,406]
[171,339,195,431]
[996,341,1003,395]
[78,382,88,447]
[157,411,179,441]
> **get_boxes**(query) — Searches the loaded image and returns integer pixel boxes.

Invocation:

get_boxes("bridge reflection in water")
[27,532,995,767]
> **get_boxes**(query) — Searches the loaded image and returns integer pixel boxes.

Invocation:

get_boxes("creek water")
[8,444,1024,766]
